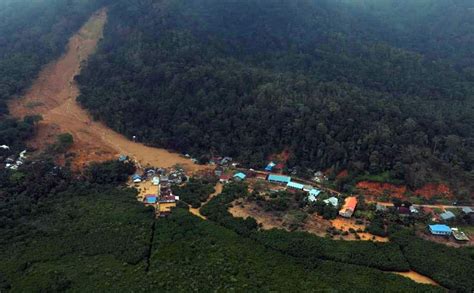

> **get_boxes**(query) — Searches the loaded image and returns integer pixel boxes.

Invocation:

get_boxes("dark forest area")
[77,0,474,195]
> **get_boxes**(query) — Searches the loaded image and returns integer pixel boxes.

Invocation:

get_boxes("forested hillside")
[340,0,474,69]
[77,0,474,193]
[0,0,110,114]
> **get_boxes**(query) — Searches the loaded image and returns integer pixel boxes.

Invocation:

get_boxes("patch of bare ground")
[8,8,209,174]
[331,218,389,242]
[229,200,288,230]
[228,199,389,242]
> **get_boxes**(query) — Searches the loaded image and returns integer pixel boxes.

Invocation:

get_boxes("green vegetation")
[77,0,474,193]
[0,117,35,156]
[85,160,136,185]
[173,178,215,208]
[150,208,439,292]
[0,161,440,291]
[392,229,474,292]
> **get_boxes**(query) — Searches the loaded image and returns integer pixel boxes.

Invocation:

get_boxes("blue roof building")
[287,181,304,190]
[233,172,246,181]
[265,162,276,171]
[267,174,291,184]
[118,154,127,162]
[429,224,452,235]
[144,196,157,204]
[309,189,321,197]
[132,174,142,182]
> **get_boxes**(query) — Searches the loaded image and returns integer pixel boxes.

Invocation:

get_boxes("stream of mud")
[8,8,208,173]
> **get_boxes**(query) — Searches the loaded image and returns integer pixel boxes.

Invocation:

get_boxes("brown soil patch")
[331,218,389,242]
[413,183,453,199]
[228,200,388,242]
[356,181,407,198]
[229,200,286,230]
[8,9,209,173]
[357,181,454,200]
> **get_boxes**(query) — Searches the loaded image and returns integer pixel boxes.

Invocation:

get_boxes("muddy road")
[9,9,208,173]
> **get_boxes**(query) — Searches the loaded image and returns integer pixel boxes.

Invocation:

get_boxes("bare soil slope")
[9,9,207,173]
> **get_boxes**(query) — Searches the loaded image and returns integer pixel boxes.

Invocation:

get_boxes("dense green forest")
[0,0,110,114]
[339,0,474,69]
[77,0,474,194]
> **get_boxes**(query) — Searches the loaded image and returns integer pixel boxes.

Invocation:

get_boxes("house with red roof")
[219,174,232,184]
[339,196,357,218]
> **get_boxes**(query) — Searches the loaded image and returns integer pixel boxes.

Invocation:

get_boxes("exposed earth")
[8,9,208,174]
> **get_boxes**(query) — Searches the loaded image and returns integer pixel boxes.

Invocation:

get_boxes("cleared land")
[8,9,208,173]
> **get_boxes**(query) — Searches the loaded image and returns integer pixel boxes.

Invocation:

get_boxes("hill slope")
[77,0,474,193]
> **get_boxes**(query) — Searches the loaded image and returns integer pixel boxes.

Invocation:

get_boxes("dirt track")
[8,9,208,173]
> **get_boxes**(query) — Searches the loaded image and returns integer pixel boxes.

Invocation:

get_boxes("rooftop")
[341,196,357,211]
[234,172,246,180]
[287,181,305,189]
[429,224,451,233]
[267,174,291,183]
[440,211,455,220]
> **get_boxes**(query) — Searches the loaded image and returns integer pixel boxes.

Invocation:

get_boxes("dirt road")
[8,9,208,173]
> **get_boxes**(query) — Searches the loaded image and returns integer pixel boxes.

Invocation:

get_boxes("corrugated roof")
[341,196,357,211]
[440,211,455,220]
[234,172,246,179]
[309,189,321,196]
[287,181,304,189]
[267,174,291,183]
[462,207,473,214]
[324,197,338,206]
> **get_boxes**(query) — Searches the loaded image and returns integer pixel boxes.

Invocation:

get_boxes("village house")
[267,174,291,184]
[398,206,411,216]
[376,203,387,212]
[462,207,473,215]
[428,224,452,236]
[324,197,339,207]
[214,167,224,177]
[265,161,276,171]
[409,206,419,214]
[132,174,142,183]
[219,174,232,184]
[233,172,246,181]
[307,189,321,202]
[144,195,157,205]
[339,197,357,218]
[440,211,456,221]
[287,181,304,190]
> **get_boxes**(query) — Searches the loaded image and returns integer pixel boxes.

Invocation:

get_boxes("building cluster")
[3,150,27,171]
[428,224,470,241]
[130,165,186,217]
[427,207,472,241]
